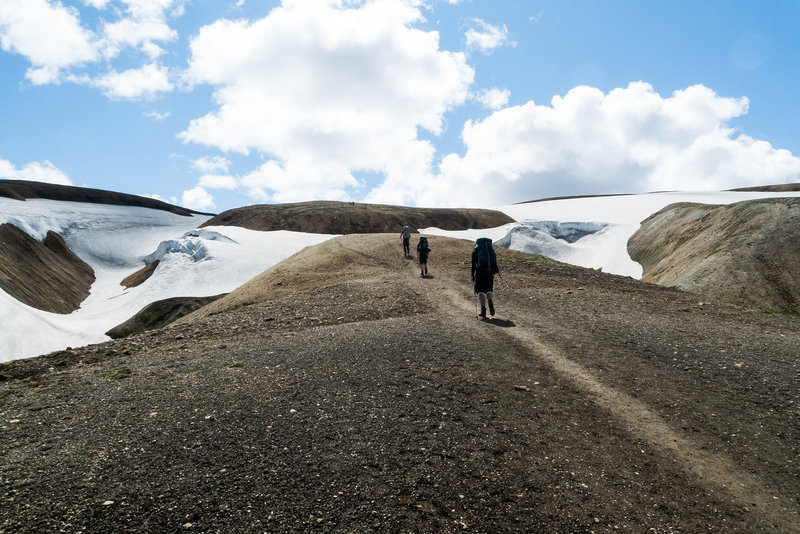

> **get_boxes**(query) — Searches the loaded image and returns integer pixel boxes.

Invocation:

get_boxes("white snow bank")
[423,190,800,278]
[0,197,335,362]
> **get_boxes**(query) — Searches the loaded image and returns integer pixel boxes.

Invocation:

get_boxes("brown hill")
[730,183,800,192]
[199,200,514,233]
[105,294,226,339]
[628,197,800,314]
[0,179,204,216]
[2,234,798,532]
[0,223,95,313]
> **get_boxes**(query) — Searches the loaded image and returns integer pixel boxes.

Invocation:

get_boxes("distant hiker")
[401,225,412,256]
[417,236,431,276]
[471,237,499,318]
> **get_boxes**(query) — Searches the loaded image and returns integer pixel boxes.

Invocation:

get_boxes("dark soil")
[1,235,798,533]
[200,201,514,234]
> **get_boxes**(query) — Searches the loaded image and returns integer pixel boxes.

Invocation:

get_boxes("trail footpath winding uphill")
[1,235,798,533]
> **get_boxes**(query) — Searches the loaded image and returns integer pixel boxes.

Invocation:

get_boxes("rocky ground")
[1,234,798,533]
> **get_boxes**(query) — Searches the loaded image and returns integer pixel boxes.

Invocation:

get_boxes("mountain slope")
[628,197,800,314]
[200,201,514,234]
[0,223,95,313]
[0,179,203,216]
[2,233,798,532]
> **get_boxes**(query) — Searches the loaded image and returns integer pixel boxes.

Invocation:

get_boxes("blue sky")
[1,0,799,212]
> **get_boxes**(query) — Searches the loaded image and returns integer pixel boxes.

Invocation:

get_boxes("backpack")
[475,237,498,274]
[418,236,430,252]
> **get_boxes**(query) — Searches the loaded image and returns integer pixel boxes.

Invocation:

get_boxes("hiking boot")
[488,300,495,316]
[479,306,487,318]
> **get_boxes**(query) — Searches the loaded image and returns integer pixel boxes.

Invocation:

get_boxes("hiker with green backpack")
[417,236,431,276]
[471,237,499,318]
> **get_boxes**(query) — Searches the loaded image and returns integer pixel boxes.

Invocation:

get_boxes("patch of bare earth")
[1,234,798,532]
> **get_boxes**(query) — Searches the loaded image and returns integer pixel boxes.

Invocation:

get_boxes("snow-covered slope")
[423,191,800,278]
[0,198,334,362]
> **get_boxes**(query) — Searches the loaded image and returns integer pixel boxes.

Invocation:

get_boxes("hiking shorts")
[474,270,494,295]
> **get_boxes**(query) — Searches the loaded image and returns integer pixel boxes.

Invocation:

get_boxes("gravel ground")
[1,235,798,533]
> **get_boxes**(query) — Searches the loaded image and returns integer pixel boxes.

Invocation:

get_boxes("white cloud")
[0,0,182,92]
[144,110,170,120]
[240,160,359,203]
[83,0,111,8]
[93,62,173,99]
[465,18,512,55]
[386,82,800,207]
[476,87,510,110]
[179,0,473,202]
[198,174,238,190]
[0,157,72,185]
[181,186,215,211]
[191,156,231,173]
[100,15,177,59]
[0,0,99,84]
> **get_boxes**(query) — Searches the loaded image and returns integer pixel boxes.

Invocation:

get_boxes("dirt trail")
[3,233,798,532]
[414,256,800,533]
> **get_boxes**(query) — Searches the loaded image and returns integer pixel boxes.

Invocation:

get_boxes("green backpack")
[475,238,498,274]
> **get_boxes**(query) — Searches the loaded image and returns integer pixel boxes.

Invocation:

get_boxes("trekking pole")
[473,290,478,318]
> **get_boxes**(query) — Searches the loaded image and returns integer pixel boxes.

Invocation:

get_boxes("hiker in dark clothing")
[401,225,411,256]
[417,236,430,276]
[471,238,498,318]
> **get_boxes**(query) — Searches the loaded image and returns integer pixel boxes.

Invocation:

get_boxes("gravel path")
[1,234,798,533]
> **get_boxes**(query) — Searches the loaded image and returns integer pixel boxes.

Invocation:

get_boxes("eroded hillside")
[628,197,800,314]
[0,223,95,314]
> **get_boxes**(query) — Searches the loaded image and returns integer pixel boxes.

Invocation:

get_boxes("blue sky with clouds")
[1,0,799,212]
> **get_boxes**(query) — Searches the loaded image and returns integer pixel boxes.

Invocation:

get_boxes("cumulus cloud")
[0,0,99,84]
[92,62,173,99]
[179,0,473,203]
[0,0,182,96]
[381,82,800,207]
[0,157,72,185]
[191,155,231,173]
[476,87,510,110]
[100,15,177,59]
[465,18,512,55]
[240,160,359,203]
[180,186,215,211]
[198,174,238,190]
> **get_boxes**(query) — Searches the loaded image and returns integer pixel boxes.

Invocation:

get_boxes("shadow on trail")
[480,318,516,328]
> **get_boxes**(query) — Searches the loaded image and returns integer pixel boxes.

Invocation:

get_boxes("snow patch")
[144,237,211,264]
[497,221,607,246]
